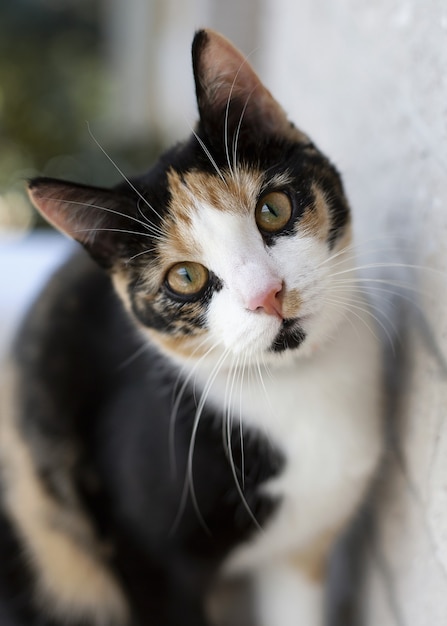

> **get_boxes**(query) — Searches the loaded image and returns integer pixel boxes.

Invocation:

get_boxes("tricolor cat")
[0,29,382,626]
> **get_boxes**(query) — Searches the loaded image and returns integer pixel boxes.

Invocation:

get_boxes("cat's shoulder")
[13,250,127,364]
[18,250,113,328]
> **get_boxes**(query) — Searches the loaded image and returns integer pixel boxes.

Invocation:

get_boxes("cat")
[0,28,382,626]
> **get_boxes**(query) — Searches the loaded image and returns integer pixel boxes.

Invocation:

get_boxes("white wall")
[258,1,447,623]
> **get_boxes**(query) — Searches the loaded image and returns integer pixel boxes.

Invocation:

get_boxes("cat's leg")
[253,557,325,626]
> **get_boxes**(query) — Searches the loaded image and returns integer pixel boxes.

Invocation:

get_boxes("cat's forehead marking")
[163,167,295,264]
[159,167,265,269]
[167,167,264,217]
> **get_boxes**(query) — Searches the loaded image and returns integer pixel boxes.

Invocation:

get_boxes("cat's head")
[28,29,353,367]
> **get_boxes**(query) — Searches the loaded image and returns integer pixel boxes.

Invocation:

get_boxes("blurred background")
[0,0,262,352]
[1,1,447,624]
[0,0,264,231]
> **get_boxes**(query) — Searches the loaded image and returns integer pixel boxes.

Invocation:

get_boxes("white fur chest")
[197,315,383,575]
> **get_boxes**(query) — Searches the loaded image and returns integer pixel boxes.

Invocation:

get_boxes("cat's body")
[0,30,382,626]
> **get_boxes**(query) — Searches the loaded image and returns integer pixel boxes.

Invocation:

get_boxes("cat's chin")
[269,318,306,353]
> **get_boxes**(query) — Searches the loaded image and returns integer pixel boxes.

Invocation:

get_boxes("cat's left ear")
[192,29,308,142]
[28,177,135,268]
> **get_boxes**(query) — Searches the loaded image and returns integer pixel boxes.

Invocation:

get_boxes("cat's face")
[28,29,353,367]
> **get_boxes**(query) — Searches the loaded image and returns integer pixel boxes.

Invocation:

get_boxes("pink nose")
[247,282,284,319]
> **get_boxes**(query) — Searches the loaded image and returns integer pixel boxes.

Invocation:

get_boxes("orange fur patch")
[0,363,129,624]
[162,167,296,270]
[298,184,331,241]
[156,167,266,276]
[333,222,353,253]
[147,328,209,361]
[168,167,263,218]
[282,288,302,319]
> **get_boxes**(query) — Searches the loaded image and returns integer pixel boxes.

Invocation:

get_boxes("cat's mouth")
[270,318,306,353]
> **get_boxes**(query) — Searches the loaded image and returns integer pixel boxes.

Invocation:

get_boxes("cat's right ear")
[192,29,309,143]
[28,177,132,268]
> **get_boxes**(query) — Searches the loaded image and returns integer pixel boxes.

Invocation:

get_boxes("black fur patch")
[270,319,306,353]
[2,252,283,625]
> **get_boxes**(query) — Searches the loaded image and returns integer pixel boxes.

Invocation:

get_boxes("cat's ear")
[28,177,132,268]
[192,29,308,142]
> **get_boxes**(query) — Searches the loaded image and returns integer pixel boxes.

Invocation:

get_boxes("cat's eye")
[255,191,292,234]
[165,262,209,298]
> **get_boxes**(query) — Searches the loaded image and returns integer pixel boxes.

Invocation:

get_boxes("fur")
[0,29,382,626]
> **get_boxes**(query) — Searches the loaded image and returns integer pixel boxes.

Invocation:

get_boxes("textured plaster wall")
[258,1,447,623]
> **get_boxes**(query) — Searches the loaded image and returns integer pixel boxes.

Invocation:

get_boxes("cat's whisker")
[317,235,430,272]
[238,351,247,490]
[322,249,379,273]
[224,58,253,179]
[222,352,238,456]
[254,353,277,448]
[190,127,227,184]
[331,276,431,299]
[36,196,165,239]
[255,358,271,412]
[136,196,168,236]
[328,288,382,309]
[330,272,440,343]
[116,342,151,371]
[325,298,363,342]
[125,247,157,263]
[331,280,420,305]
[260,350,274,383]
[321,252,390,277]
[224,73,239,179]
[169,337,220,478]
[176,342,211,393]
[170,347,231,536]
[232,89,255,175]
[325,293,395,348]
[74,227,158,239]
[224,353,239,463]
[328,261,445,316]
[187,347,232,533]
[225,350,263,532]
[87,122,165,223]
[223,50,258,179]
[317,233,416,270]
[328,261,447,279]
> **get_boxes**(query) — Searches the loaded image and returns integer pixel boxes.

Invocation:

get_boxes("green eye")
[255,191,292,233]
[166,262,209,297]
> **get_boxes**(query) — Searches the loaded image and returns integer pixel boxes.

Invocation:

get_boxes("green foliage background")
[0,0,159,229]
